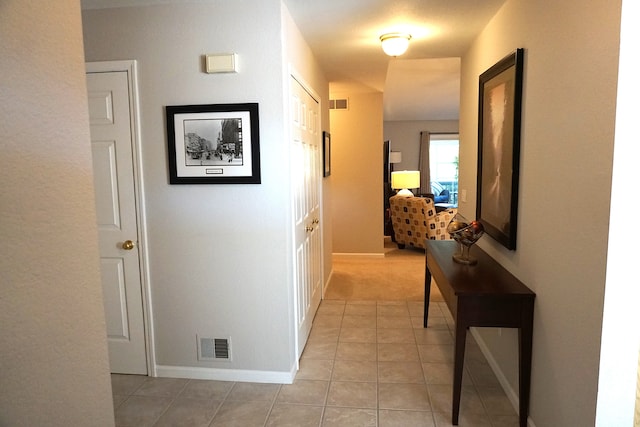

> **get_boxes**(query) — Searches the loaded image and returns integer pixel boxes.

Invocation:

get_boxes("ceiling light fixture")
[380,33,412,57]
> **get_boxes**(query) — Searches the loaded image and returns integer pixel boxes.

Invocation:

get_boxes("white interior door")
[87,64,147,375]
[291,76,322,360]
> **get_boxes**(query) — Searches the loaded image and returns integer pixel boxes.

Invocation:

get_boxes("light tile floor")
[111,299,519,426]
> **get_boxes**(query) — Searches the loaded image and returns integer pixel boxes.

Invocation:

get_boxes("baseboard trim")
[155,364,296,384]
[323,268,334,297]
[470,328,537,427]
[332,252,385,258]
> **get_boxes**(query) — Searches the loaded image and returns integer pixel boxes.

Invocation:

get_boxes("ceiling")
[81,0,507,121]
[283,0,507,121]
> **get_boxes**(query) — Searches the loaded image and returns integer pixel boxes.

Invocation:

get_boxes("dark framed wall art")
[476,48,524,250]
[166,103,261,184]
[323,131,331,177]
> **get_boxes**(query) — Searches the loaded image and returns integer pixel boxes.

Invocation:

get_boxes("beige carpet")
[324,239,443,302]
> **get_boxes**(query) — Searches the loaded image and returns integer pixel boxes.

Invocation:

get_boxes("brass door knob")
[122,240,135,250]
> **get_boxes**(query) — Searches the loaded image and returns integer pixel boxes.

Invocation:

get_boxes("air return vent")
[329,98,349,110]
[197,335,231,361]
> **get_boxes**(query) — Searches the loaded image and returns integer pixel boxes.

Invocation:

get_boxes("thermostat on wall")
[205,53,237,73]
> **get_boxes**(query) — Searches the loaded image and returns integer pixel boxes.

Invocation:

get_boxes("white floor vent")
[330,98,348,110]
[197,335,231,361]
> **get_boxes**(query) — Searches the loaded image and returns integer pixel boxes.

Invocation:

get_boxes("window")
[429,133,459,205]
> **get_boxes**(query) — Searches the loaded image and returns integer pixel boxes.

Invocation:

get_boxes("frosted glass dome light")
[380,33,411,57]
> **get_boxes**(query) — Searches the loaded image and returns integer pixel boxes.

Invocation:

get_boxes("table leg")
[452,320,467,425]
[424,264,432,328]
[518,303,534,427]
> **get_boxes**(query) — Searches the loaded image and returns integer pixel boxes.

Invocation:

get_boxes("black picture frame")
[476,48,524,250]
[166,103,260,184]
[323,131,331,177]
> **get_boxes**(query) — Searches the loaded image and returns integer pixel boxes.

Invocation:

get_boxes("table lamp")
[391,170,420,197]
[389,151,402,167]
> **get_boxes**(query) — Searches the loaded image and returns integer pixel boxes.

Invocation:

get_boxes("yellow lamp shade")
[391,170,420,196]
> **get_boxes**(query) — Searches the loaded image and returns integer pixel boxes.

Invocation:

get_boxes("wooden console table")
[424,240,535,427]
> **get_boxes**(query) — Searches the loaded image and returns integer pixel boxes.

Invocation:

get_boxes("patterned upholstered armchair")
[389,195,457,250]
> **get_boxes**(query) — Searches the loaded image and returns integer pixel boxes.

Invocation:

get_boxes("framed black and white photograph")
[476,48,524,250]
[166,103,260,184]
[323,131,331,177]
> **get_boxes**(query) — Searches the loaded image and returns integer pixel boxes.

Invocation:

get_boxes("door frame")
[86,60,155,376]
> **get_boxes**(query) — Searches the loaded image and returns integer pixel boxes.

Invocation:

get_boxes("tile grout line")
[321,306,342,426]
[149,378,189,427]
[261,383,282,427]
[112,295,511,426]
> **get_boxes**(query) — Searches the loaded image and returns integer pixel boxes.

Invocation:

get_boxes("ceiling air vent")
[330,98,349,110]
[197,335,231,361]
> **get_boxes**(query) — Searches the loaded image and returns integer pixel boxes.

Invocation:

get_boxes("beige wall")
[330,92,384,254]
[0,1,114,425]
[459,0,621,425]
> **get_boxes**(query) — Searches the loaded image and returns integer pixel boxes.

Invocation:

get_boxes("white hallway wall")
[83,0,327,380]
[596,0,640,424]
